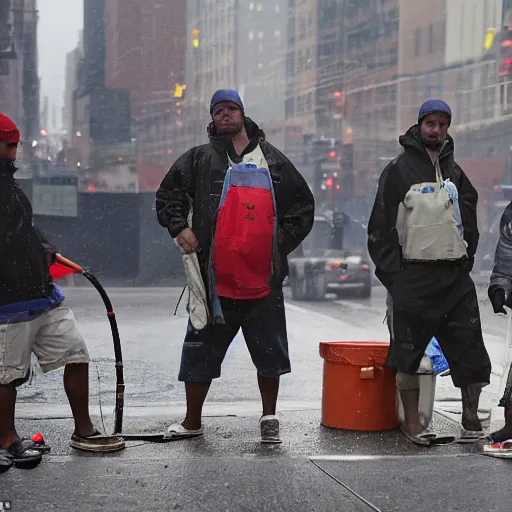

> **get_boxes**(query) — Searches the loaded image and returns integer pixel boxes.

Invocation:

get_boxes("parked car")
[287,212,372,300]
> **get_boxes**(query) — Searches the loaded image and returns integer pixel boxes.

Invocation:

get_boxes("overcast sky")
[38,0,83,129]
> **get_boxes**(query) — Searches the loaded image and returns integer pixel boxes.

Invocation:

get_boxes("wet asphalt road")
[8,281,512,512]
[16,280,507,413]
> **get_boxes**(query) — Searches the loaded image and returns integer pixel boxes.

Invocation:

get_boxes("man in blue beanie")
[156,89,314,443]
[368,100,491,446]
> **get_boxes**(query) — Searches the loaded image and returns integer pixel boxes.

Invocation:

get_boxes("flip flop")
[21,437,51,454]
[427,433,457,445]
[400,426,456,447]
[5,440,43,469]
[70,430,125,453]
[400,425,435,446]
[163,423,203,440]
[482,439,512,458]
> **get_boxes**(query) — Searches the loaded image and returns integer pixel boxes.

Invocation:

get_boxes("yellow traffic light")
[173,84,187,98]
[192,28,200,47]
[485,28,495,50]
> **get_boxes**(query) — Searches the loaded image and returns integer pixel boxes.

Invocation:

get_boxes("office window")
[415,28,421,57]
[285,98,295,118]
[299,16,307,39]
[428,24,434,53]
[297,95,304,114]
[286,51,295,77]
[306,92,312,111]
[297,49,304,73]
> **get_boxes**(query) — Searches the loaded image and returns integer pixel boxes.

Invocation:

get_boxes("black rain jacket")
[367,126,479,316]
[156,117,315,289]
[0,160,53,306]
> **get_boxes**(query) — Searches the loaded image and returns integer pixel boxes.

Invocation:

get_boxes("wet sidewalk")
[3,406,511,511]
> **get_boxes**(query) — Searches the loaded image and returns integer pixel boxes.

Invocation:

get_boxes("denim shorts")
[178,289,290,382]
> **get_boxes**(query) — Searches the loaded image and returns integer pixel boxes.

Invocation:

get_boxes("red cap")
[0,113,20,144]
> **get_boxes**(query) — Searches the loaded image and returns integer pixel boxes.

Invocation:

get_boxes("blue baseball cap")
[418,99,452,125]
[210,89,244,114]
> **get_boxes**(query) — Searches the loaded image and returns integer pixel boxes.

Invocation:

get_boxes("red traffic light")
[325,177,333,187]
[328,151,337,160]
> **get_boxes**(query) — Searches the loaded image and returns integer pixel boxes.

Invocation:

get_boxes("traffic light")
[192,29,200,48]
[173,84,187,98]
[499,23,512,78]
[312,138,342,162]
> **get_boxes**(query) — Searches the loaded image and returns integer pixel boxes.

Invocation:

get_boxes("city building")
[237,1,287,149]
[397,0,503,133]
[104,0,187,118]
[315,0,345,139]
[284,0,318,159]
[342,0,399,194]
[0,0,39,140]
[62,30,83,138]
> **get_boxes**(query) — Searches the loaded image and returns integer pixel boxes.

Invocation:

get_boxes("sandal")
[0,450,13,474]
[482,439,512,458]
[6,439,43,468]
[69,430,125,453]
[164,423,203,440]
[21,437,51,454]
[400,425,456,447]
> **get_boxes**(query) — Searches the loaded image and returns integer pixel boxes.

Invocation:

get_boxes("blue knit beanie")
[210,89,244,114]
[418,99,452,125]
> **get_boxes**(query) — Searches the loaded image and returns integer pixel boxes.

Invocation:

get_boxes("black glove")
[489,285,507,315]
[42,243,56,267]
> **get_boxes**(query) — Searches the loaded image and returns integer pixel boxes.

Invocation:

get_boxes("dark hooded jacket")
[367,126,478,313]
[489,201,512,294]
[156,117,315,289]
[0,160,53,306]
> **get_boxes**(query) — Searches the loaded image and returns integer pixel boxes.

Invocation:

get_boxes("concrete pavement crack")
[309,458,382,511]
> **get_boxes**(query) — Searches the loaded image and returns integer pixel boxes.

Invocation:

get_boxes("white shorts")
[0,305,90,385]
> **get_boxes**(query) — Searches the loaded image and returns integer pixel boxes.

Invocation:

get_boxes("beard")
[0,159,17,173]
[420,136,444,151]
[215,120,244,136]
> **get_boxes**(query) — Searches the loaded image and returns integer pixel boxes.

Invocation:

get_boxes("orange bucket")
[319,341,398,431]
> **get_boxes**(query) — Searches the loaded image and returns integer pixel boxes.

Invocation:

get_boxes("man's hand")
[489,285,507,315]
[175,228,198,254]
[43,242,56,267]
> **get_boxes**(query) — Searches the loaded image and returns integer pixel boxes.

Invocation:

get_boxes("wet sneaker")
[260,415,282,444]
[483,440,512,458]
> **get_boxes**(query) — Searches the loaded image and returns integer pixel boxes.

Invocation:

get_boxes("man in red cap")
[0,113,124,471]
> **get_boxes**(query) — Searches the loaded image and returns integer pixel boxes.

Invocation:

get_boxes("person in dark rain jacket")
[156,90,314,444]
[368,100,491,446]
[0,113,124,473]
[484,202,512,456]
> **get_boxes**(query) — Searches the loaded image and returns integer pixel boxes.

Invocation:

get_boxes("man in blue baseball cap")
[156,89,314,444]
[368,100,491,446]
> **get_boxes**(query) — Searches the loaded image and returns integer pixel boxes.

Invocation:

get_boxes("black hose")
[81,270,125,435]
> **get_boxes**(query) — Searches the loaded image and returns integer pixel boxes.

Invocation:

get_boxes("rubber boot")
[460,382,484,432]
[489,404,512,443]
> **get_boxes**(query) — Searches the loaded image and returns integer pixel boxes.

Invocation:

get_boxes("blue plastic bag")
[425,337,450,375]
